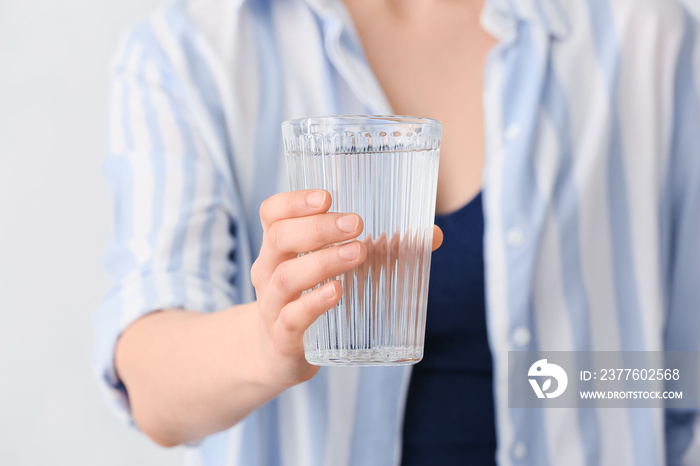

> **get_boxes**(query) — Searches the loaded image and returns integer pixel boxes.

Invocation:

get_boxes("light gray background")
[1,0,699,465]
[0,0,184,464]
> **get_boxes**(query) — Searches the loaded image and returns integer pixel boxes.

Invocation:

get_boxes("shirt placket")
[483,18,558,466]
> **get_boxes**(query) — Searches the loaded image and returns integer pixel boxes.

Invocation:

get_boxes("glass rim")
[281,114,442,130]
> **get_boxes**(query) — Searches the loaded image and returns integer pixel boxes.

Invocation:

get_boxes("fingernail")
[339,242,360,260]
[319,282,336,299]
[336,214,359,232]
[307,191,326,208]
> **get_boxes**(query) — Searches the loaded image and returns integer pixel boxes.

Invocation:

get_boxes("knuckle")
[315,248,335,269]
[311,215,326,236]
[288,192,301,212]
[250,261,262,288]
[265,222,283,250]
[277,311,298,335]
[259,197,273,224]
[271,265,290,292]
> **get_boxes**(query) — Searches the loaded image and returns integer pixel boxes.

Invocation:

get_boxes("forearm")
[112,190,393,447]
[114,303,284,447]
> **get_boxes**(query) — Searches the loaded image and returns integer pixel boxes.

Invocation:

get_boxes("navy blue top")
[401,192,496,465]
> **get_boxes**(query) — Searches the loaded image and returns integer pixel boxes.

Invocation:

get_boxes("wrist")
[231,300,319,392]
[219,301,290,395]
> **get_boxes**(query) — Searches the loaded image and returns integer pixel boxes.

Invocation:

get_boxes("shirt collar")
[237,0,570,41]
[234,0,570,111]
[483,0,571,40]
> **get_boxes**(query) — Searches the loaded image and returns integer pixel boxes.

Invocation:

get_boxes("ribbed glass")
[282,115,441,366]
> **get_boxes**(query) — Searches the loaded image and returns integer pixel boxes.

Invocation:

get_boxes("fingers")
[266,212,363,255]
[273,281,342,348]
[259,190,331,231]
[259,241,366,322]
[252,212,364,288]
[432,225,443,251]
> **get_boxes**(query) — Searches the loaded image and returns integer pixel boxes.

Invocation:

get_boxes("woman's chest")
[342,0,497,213]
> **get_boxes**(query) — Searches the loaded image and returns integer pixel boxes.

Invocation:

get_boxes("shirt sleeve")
[93,22,241,424]
[662,7,700,465]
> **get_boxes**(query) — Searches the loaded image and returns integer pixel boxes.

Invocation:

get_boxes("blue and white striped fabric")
[94,0,700,464]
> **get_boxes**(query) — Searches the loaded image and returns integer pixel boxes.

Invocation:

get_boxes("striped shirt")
[94,0,700,464]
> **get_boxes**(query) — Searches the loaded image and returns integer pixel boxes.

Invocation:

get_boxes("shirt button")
[505,123,522,140]
[512,442,528,460]
[512,327,531,347]
[506,228,525,246]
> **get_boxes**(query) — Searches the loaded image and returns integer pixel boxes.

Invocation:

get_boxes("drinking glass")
[282,115,441,365]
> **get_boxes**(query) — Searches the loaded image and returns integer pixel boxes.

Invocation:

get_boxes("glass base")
[305,347,423,366]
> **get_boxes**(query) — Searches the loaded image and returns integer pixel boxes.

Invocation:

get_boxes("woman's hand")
[250,189,367,387]
[250,189,443,389]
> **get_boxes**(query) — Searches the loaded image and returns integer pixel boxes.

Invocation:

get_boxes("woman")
[95,0,700,464]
